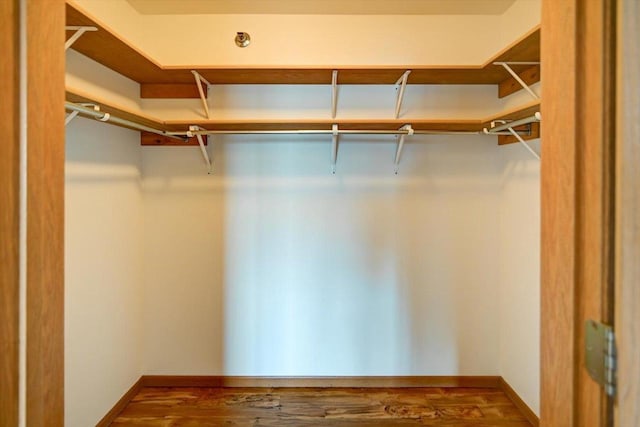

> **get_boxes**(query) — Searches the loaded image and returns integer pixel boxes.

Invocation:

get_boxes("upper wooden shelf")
[66,3,540,88]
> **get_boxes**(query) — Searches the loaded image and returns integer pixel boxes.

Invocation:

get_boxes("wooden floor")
[111,387,533,426]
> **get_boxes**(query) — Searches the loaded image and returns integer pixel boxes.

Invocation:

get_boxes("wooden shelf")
[482,99,541,128]
[483,100,541,145]
[66,1,541,146]
[66,2,539,96]
[67,90,164,130]
[66,88,540,146]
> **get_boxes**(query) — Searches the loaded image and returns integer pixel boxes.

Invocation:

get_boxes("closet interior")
[64,1,542,426]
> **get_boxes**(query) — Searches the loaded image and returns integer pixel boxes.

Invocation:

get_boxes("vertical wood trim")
[25,0,65,425]
[575,0,616,426]
[542,0,616,426]
[0,1,20,426]
[540,1,578,425]
[615,0,640,424]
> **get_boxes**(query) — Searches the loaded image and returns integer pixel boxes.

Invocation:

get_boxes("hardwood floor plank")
[111,387,533,426]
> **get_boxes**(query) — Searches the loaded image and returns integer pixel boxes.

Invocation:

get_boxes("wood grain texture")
[140,83,206,99]
[575,0,616,425]
[541,0,616,426]
[540,0,578,425]
[140,132,204,146]
[65,1,539,86]
[0,1,20,426]
[26,0,65,425]
[499,378,539,427]
[96,377,145,427]
[615,0,640,424]
[498,65,540,98]
[141,376,502,389]
[111,386,534,426]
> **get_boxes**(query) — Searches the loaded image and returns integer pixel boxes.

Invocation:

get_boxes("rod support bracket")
[331,124,339,174]
[189,125,214,173]
[394,124,414,174]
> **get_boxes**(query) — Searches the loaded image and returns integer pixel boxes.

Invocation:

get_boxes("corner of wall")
[497,136,541,416]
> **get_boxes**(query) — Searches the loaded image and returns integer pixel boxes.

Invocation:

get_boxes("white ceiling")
[126,0,517,16]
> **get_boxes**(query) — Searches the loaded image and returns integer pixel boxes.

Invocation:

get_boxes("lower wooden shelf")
[66,89,540,146]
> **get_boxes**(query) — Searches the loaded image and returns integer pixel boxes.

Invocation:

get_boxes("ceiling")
[126,0,517,15]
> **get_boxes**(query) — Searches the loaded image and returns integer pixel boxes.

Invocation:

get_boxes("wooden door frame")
[3,0,627,426]
[0,1,21,425]
[26,0,66,425]
[615,0,640,424]
[0,0,65,426]
[541,0,617,425]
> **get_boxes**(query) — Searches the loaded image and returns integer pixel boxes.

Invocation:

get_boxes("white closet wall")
[65,118,144,427]
[142,132,502,376]
[499,139,541,414]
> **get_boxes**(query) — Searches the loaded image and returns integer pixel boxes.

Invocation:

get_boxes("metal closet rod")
[65,102,186,141]
[484,112,541,134]
[66,101,539,138]
[170,129,483,136]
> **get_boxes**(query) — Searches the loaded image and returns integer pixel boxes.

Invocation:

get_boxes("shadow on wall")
[140,133,501,377]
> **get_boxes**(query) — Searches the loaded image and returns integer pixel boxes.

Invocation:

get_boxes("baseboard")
[98,375,540,426]
[140,375,501,388]
[95,376,144,427]
[499,377,539,427]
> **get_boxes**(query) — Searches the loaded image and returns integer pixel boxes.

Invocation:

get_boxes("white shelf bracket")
[65,110,79,126]
[65,26,98,51]
[189,125,213,173]
[331,124,339,174]
[191,70,212,119]
[65,103,100,126]
[394,124,414,174]
[331,70,339,119]
[394,70,411,119]
[483,112,541,160]
[506,126,541,160]
[494,62,540,100]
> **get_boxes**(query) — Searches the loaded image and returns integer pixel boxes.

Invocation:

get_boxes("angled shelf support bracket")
[188,126,213,173]
[507,126,541,160]
[65,103,101,126]
[394,124,414,174]
[191,70,212,119]
[394,70,412,119]
[65,26,98,51]
[65,110,79,125]
[331,70,339,119]
[331,124,339,174]
[484,112,541,160]
[494,62,540,100]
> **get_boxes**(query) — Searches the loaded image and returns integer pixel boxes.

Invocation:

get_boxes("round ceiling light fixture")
[235,32,251,48]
